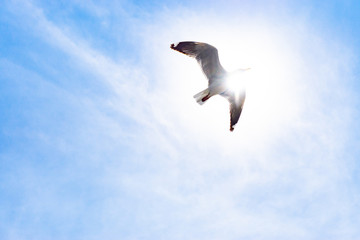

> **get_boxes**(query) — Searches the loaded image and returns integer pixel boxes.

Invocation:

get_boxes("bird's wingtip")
[170,43,177,49]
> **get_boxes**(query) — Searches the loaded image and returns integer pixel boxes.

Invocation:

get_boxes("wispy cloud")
[1,0,359,239]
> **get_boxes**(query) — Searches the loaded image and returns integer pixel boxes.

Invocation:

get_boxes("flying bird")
[170,41,250,131]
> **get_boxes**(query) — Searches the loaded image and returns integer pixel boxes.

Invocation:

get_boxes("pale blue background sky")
[1,0,360,239]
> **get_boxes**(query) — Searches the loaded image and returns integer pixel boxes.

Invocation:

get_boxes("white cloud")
[119,7,359,239]
[2,1,359,239]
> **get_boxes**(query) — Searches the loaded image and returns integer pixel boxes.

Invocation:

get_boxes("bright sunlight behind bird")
[170,41,250,131]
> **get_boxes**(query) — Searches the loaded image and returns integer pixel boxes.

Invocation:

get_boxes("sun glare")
[226,70,250,94]
[215,33,299,141]
[170,27,299,138]
[214,32,297,138]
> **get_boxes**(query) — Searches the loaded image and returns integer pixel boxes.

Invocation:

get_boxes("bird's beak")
[238,68,251,72]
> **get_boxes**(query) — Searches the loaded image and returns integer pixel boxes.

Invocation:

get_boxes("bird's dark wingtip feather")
[170,42,189,56]
[170,43,179,50]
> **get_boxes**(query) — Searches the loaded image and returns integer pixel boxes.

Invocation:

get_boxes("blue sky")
[1,0,360,239]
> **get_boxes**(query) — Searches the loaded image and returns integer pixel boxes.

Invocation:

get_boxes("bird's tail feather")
[193,88,210,105]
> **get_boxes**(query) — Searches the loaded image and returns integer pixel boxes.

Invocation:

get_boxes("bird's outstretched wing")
[221,92,246,131]
[229,101,243,131]
[170,41,226,84]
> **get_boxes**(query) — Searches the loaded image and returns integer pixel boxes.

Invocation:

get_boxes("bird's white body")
[193,80,228,105]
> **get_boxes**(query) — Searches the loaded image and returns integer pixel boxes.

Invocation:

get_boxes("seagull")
[170,41,250,131]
